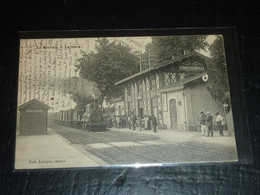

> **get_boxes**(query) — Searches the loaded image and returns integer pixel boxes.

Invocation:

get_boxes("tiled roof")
[18,99,50,110]
[115,51,210,85]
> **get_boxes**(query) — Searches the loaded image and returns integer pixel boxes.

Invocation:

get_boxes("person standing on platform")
[144,115,149,130]
[138,116,144,131]
[148,115,152,130]
[127,115,131,129]
[115,115,119,128]
[151,115,157,133]
[215,112,224,136]
[132,115,137,130]
[107,115,112,128]
[112,113,116,128]
[200,111,206,136]
[119,115,123,128]
[123,115,127,128]
[206,112,214,137]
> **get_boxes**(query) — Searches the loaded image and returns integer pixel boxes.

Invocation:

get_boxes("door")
[151,98,158,118]
[118,105,122,115]
[128,102,134,115]
[138,100,144,118]
[169,98,178,129]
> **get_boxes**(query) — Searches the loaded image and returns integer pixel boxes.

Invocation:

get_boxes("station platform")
[15,126,237,170]
[15,129,106,170]
[109,127,236,147]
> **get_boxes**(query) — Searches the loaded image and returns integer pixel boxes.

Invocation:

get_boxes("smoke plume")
[62,77,101,99]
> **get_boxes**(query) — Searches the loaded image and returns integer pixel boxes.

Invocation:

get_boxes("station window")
[137,82,143,94]
[179,73,185,81]
[143,80,146,91]
[127,85,132,96]
[128,102,132,113]
[150,75,156,90]
[151,98,157,108]
[164,72,177,86]
[156,75,160,89]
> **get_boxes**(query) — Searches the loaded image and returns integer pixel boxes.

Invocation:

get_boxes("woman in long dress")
[144,115,149,130]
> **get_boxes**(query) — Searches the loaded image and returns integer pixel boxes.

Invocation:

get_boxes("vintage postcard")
[15,31,238,170]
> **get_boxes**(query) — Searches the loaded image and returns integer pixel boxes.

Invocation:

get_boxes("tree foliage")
[208,35,229,102]
[150,35,209,62]
[76,38,139,106]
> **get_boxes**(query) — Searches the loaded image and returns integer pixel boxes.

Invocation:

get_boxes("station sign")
[26,109,43,113]
[179,66,204,71]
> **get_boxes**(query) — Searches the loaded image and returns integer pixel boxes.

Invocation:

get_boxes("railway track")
[56,128,167,164]
[55,126,167,164]
[50,123,237,165]
[55,131,118,164]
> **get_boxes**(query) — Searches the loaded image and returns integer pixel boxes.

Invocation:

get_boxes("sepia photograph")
[15,33,238,170]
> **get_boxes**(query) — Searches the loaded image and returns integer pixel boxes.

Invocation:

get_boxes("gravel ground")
[50,122,238,165]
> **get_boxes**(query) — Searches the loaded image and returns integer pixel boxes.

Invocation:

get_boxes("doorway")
[169,98,178,129]
[138,100,144,118]
[118,105,122,115]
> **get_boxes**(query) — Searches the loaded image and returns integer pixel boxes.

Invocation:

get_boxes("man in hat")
[132,114,137,130]
[151,115,157,133]
[215,112,224,136]
[200,111,206,136]
[127,114,132,129]
[144,115,149,130]
[205,112,214,137]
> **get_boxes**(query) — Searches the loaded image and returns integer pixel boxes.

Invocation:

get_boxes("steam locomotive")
[53,101,108,131]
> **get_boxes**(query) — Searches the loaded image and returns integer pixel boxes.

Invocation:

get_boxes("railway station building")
[114,51,231,130]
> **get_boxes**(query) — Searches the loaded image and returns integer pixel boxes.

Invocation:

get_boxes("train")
[53,101,108,131]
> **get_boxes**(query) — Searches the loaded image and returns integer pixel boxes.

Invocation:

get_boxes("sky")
[17,35,217,112]
[86,35,215,56]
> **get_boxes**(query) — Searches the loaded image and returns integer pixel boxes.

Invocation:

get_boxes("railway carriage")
[54,101,108,131]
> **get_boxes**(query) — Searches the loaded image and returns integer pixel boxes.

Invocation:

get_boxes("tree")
[208,35,229,103]
[150,35,209,62]
[76,38,139,108]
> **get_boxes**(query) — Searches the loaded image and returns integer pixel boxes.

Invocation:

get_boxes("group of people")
[110,111,225,136]
[200,111,224,137]
[111,114,158,133]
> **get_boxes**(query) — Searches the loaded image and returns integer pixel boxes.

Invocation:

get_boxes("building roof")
[18,99,50,111]
[115,51,210,85]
